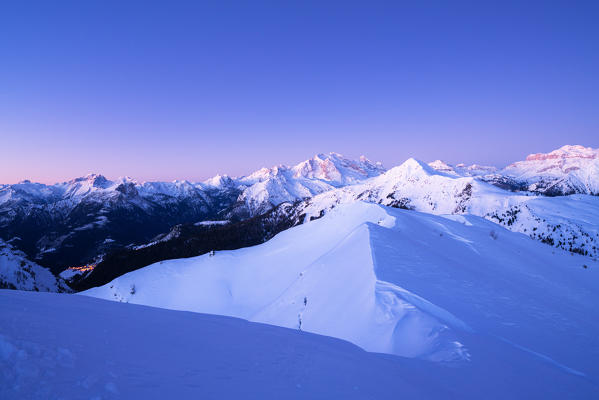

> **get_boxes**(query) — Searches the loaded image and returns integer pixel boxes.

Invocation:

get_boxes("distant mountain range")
[428,144,599,195]
[0,153,383,274]
[1,145,598,291]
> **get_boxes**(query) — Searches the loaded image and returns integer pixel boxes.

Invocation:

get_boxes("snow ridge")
[84,201,599,380]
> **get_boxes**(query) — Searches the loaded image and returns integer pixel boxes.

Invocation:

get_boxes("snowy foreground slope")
[85,202,599,393]
[0,290,440,399]
[2,290,598,400]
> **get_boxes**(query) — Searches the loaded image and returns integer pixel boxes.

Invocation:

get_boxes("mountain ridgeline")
[0,153,383,275]
[1,146,599,292]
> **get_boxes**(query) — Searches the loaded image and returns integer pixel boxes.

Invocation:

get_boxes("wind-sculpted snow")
[85,202,599,389]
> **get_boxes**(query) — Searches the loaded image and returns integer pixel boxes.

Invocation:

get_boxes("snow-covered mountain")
[2,146,597,277]
[428,160,498,177]
[502,145,599,195]
[0,174,231,274]
[428,145,599,195]
[0,153,383,273]
[70,157,598,293]
[85,202,599,388]
[0,239,70,292]
[224,152,385,218]
[295,158,599,258]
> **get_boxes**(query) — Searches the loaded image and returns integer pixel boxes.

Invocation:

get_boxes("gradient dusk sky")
[1,1,598,184]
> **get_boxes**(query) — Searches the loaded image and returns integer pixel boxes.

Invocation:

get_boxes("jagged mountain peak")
[292,152,385,184]
[386,157,442,178]
[203,174,235,188]
[67,173,110,187]
[221,153,386,218]
[62,173,114,196]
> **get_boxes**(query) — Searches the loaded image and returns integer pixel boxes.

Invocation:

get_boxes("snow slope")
[0,239,70,292]
[85,202,599,388]
[4,290,597,399]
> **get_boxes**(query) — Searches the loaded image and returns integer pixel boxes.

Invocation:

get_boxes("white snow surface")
[0,239,70,292]
[85,202,599,388]
[4,289,597,399]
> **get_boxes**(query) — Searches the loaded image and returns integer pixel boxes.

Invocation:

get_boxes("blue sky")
[1,1,598,183]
